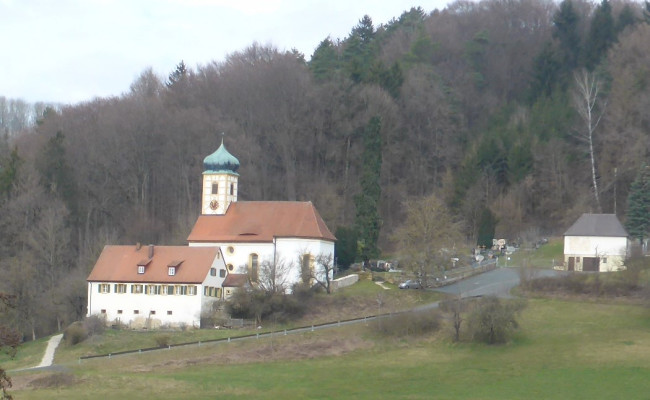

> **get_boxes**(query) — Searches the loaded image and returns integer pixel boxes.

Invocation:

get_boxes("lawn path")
[37,334,63,367]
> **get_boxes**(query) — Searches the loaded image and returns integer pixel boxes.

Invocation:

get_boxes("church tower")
[201,138,239,215]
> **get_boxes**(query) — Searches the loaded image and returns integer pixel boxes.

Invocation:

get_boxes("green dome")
[203,140,240,173]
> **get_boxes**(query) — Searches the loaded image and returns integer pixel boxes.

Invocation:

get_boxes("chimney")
[148,244,154,259]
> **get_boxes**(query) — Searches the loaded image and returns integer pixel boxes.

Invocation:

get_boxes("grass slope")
[10,298,650,399]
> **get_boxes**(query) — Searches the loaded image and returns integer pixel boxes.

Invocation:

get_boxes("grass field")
[8,298,650,399]
[509,237,564,269]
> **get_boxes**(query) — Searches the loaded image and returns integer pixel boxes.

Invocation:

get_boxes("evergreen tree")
[354,116,383,260]
[36,131,78,221]
[309,38,340,81]
[0,147,20,199]
[528,41,562,103]
[583,0,615,70]
[334,226,358,268]
[625,165,650,242]
[553,0,581,71]
[166,60,188,88]
[616,4,637,34]
[477,207,497,248]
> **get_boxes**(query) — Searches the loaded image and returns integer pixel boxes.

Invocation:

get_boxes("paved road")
[434,267,563,298]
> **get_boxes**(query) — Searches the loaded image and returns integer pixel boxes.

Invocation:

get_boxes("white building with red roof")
[188,140,336,292]
[87,138,336,326]
[87,245,226,328]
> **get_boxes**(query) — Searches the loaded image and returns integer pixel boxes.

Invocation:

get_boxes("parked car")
[398,280,421,289]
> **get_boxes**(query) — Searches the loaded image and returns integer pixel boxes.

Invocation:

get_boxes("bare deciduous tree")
[573,69,606,212]
[257,256,293,294]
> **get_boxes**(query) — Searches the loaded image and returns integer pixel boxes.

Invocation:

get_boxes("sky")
[1,0,451,105]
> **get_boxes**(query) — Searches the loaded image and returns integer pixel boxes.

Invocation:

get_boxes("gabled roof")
[87,245,220,284]
[187,201,336,243]
[222,273,250,288]
[564,213,629,237]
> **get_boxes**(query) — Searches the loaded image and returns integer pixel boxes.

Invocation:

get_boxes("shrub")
[226,288,308,323]
[83,314,106,336]
[63,322,88,346]
[467,296,527,345]
[154,334,171,347]
[374,309,441,337]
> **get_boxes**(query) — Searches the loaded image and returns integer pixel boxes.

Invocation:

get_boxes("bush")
[154,334,171,347]
[374,309,441,337]
[467,296,527,344]
[83,314,106,336]
[225,288,308,323]
[63,322,88,346]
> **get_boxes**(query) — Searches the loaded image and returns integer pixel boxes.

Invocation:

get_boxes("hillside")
[1,0,650,339]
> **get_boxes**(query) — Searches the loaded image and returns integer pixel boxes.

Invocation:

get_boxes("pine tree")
[583,0,615,70]
[309,38,340,82]
[625,165,650,242]
[553,0,581,71]
[354,116,383,260]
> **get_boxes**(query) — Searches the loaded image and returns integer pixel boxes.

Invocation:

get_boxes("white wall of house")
[190,238,335,290]
[87,257,226,328]
[564,236,628,272]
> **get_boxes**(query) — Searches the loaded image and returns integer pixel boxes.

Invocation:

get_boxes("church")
[87,139,336,328]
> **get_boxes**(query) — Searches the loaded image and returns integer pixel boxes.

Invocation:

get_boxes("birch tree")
[572,69,606,211]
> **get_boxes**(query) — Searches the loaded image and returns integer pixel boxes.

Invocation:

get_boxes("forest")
[1,0,650,340]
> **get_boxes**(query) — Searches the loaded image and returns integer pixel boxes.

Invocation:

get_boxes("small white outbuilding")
[563,213,629,272]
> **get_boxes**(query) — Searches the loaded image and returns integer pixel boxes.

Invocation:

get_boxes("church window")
[230,183,234,195]
[227,264,234,271]
[168,267,176,276]
[220,269,226,278]
[227,246,234,254]
[301,254,313,285]
[99,284,110,293]
[138,266,145,274]
[212,182,219,194]
[249,254,259,282]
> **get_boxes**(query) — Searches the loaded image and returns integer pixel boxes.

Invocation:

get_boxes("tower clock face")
[209,200,219,210]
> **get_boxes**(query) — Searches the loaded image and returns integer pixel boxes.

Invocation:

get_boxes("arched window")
[301,254,312,284]
[249,254,259,282]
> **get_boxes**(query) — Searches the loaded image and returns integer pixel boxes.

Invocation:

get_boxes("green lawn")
[509,237,564,269]
[9,298,650,399]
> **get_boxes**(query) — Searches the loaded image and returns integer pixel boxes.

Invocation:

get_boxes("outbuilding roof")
[564,213,628,237]
[87,245,220,283]
[222,273,250,288]
[187,201,336,243]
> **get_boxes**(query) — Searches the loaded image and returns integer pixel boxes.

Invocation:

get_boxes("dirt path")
[37,334,63,368]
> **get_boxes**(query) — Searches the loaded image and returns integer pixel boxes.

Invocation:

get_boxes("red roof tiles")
[87,245,220,284]
[187,201,336,243]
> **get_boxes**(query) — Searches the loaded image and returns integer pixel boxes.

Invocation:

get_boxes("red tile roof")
[187,201,336,243]
[87,245,220,284]
[222,273,250,287]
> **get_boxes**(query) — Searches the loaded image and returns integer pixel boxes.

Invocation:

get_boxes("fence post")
[311,325,314,332]
[228,337,231,343]
[198,341,201,347]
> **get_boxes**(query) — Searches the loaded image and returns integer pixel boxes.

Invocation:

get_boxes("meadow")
[7,297,650,399]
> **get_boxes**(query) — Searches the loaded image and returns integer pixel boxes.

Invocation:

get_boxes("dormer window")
[167,260,182,276]
[138,265,145,274]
